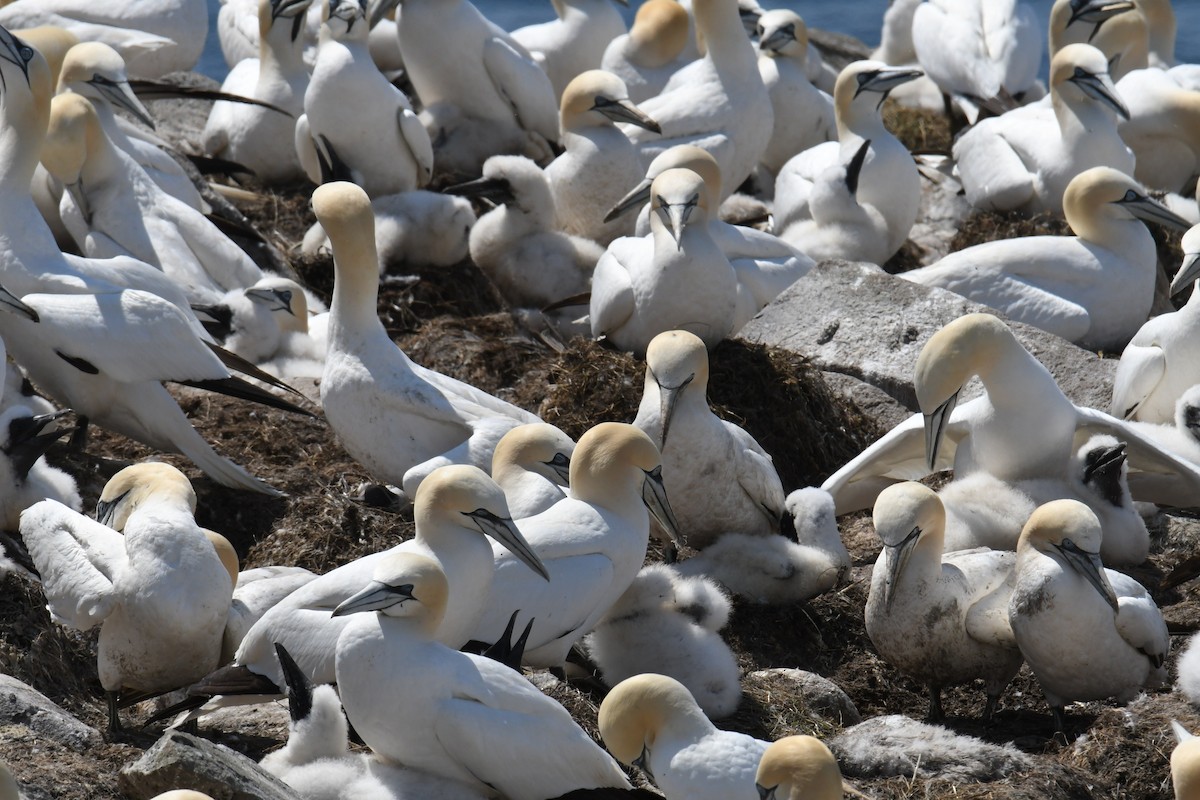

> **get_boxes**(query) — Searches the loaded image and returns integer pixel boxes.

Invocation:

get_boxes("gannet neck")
[1091,11,1149,78]
[833,61,899,141]
[202,528,240,589]
[755,736,843,800]
[0,45,51,189]
[45,94,122,191]
[312,182,387,346]
[1062,167,1171,259]
[691,0,756,73]
[568,422,661,507]
[628,0,687,68]
[598,673,714,767]
[1172,726,1200,800]
[13,26,79,88]
[1138,0,1175,66]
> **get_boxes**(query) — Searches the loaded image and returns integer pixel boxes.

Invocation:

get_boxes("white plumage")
[511,0,628,101]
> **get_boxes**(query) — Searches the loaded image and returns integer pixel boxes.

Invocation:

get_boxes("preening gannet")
[490,422,574,520]
[512,0,629,101]
[599,673,768,800]
[866,482,1023,720]
[755,736,844,800]
[773,61,922,264]
[903,167,1190,352]
[952,43,1133,215]
[0,404,79,531]
[600,0,689,104]
[21,463,232,733]
[314,181,541,492]
[1172,721,1200,800]
[1009,499,1168,734]
[469,422,681,667]
[334,551,632,797]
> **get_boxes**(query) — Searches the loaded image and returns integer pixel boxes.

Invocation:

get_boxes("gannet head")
[1051,43,1128,119]
[1169,224,1200,297]
[628,0,689,69]
[605,145,719,223]
[755,735,843,800]
[644,330,709,450]
[738,0,764,37]
[872,482,943,612]
[263,0,314,43]
[757,9,808,60]
[40,92,96,188]
[0,26,53,146]
[148,793,218,800]
[12,26,79,88]
[834,60,923,123]
[313,181,380,291]
[650,167,708,250]
[1172,721,1200,800]
[323,0,368,38]
[492,423,576,488]
[414,464,549,581]
[96,462,198,531]
[1049,0,1135,54]
[1174,385,1200,446]
[445,155,554,222]
[1017,499,1119,612]
[915,313,1012,471]
[598,673,708,774]
[245,277,310,334]
[1075,434,1130,509]
[331,552,449,634]
[0,406,72,483]
[1064,167,1190,246]
[560,70,660,134]
[572,422,682,546]
[58,42,155,130]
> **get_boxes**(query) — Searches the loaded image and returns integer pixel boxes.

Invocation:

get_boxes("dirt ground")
[3,107,1200,800]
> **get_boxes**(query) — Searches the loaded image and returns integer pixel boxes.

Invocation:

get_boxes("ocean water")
[197,0,1200,82]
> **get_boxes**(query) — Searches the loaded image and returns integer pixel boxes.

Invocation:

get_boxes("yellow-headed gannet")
[490,422,574,520]
[219,0,321,69]
[14,25,77,86]
[755,736,844,800]
[600,0,690,104]
[1116,65,1200,194]
[512,0,629,101]
[1047,0,1137,60]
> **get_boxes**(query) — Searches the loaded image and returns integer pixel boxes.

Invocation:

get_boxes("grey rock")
[909,159,972,267]
[119,730,300,800]
[0,674,100,750]
[746,668,861,726]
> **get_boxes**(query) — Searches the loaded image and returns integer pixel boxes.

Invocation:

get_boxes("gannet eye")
[1072,67,1090,79]
[17,45,33,63]
[1122,189,1139,202]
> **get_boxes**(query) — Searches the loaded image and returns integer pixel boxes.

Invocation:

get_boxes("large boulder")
[0,674,100,750]
[119,730,300,800]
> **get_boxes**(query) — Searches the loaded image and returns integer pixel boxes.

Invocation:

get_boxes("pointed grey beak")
[605,178,652,223]
[1169,252,1200,296]
[1068,0,1135,27]
[658,195,698,251]
[245,286,296,315]
[91,77,156,130]
[642,466,682,546]
[5,409,74,481]
[923,390,959,472]
[444,176,515,206]
[594,97,661,134]
[466,509,549,581]
[758,24,795,53]
[1055,538,1119,612]
[1069,69,1129,120]
[272,0,313,20]
[96,489,130,528]
[740,5,762,37]
[331,579,414,617]
[0,285,38,322]
[881,525,921,613]
[1114,189,1192,232]
[756,783,777,800]
[858,67,924,98]
[543,452,571,485]
[653,369,694,450]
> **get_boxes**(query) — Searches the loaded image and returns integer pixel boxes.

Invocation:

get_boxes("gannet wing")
[726,422,786,521]
[83,230,132,262]
[401,418,519,496]
[1108,570,1169,668]
[170,204,263,293]
[1110,344,1165,419]
[481,37,560,145]
[952,119,1037,211]
[589,244,636,341]
[773,141,838,232]
[397,107,434,188]
[955,552,1018,649]
[294,114,321,186]
[20,499,125,630]
[1075,406,1200,508]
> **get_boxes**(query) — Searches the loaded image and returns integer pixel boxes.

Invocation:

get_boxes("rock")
[746,668,861,726]
[0,674,100,750]
[119,730,300,800]
[909,158,972,266]
[809,28,872,71]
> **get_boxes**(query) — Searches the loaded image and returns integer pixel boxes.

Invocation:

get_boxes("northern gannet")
[903,167,1189,351]
[512,0,629,101]
[1126,385,1200,469]
[1047,0,1137,60]
[21,463,232,734]
[1009,499,1169,734]
[952,43,1132,215]
[599,673,768,799]
[219,0,321,69]
[545,69,661,246]
[773,61,923,264]
[633,330,785,550]
[14,26,77,86]
[755,736,844,800]
[469,422,681,667]
[314,181,541,493]
[333,551,632,797]
[490,422,574,520]
[590,167,739,357]
[0,404,80,531]
[600,0,690,104]
[193,277,313,366]
[867,482,1023,720]
[295,0,432,198]
[869,0,943,111]
[755,9,836,176]
[203,0,313,186]
[1172,721,1200,800]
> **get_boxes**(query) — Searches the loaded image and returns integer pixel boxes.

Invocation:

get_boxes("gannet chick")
[203,0,313,185]
[546,70,660,246]
[667,569,732,631]
[2,357,56,417]
[600,0,689,104]
[633,330,784,550]
[512,0,629,101]
[755,736,843,800]
[1127,385,1200,468]
[774,61,923,264]
[1064,434,1148,566]
[585,565,741,718]
[0,405,80,530]
[953,44,1134,215]
[1176,631,1200,706]
[599,673,767,799]
[1172,721,1200,800]
[470,422,681,668]
[295,0,431,198]
[866,482,1022,721]
[221,565,318,664]
[755,10,836,176]
[334,551,632,797]
[490,422,574,520]
[1009,499,1169,734]
[936,472,1038,553]
[314,181,541,492]
[590,168,738,357]
[454,155,603,311]
[903,167,1190,352]
[21,463,232,734]
[194,277,318,366]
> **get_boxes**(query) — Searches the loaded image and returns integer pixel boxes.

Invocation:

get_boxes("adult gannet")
[0,404,79,531]
[1009,499,1169,734]
[821,313,1200,513]
[546,70,661,246]
[590,168,739,356]
[773,61,923,265]
[1172,721,1200,800]
[334,551,632,797]
[903,167,1189,351]
[1115,67,1200,194]
[951,44,1132,215]
[633,330,785,550]
[869,0,943,111]
[220,0,321,68]
[600,0,690,104]
[14,26,77,86]
[203,0,313,186]
[1047,0,1137,59]
[755,10,835,176]
[867,482,1023,720]
[469,422,681,667]
[295,0,431,198]
[397,0,559,178]
[512,0,629,101]
[625,0,773,198]
[21,463,232,734]
[755,736,843,800]
[314,182,542,492]
[599,673,767,799]
[490,422,574,519]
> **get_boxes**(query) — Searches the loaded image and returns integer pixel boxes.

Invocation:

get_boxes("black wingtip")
[274,643,314,724]
[178,376,315,417]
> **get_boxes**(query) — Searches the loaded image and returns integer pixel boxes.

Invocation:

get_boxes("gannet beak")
[245,286,296,315]
[272,643,313,723]
[740,5,762,37]
[1114,189,1192,232]
[331,579,415,617]
[272,0,313,20]
[642,466,682,546]
[881,525,921,613]
[1068,0,1135,27]
[1055,538,1119,612]
[604,178,652,223]
[367,0,401,27]
[758,24,795,53]
[96,489,130,527]
[631,744,655,782]
[593,96,661,134]
[923,390,959,472]
[1069,70,1129,120]
[1169,252,1200,296]
[0,28,34,84]
[756,783,777,800]
[91,77,157,130]
[658,195,698,251]
[466,509,550,581]
[1082,441,1127,484]
[5,409,74,481]
[543,452,571,485]
[0,285,38,322]
[444,176,515,206]
[1184,403,1200,442]
[653,369,695,450]
[857,67,924,98]
[844,138,872,197]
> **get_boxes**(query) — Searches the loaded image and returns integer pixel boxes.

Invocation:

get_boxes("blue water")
[197,0,1200,82]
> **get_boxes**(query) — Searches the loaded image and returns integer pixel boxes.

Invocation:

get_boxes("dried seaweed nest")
[883,103,952,155]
